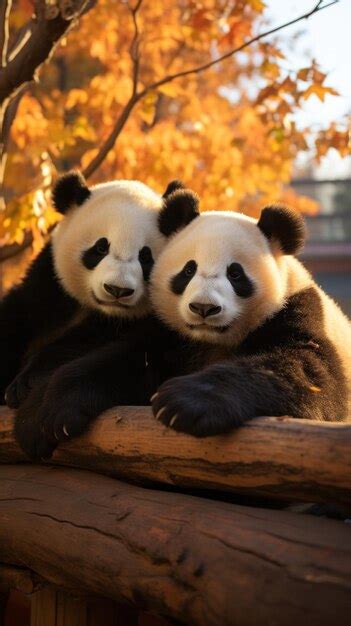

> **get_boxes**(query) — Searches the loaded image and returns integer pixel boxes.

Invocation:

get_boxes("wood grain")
[1,406,351,504]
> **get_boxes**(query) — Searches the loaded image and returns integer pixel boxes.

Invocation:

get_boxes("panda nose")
[189,302,222,318]
[104,284,135,299]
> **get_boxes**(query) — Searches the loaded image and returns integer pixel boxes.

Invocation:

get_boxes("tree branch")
[0,1,94,109]
[138,0,338,97]
[0,0,98,212]
[82,95,139,178]
[84,0,338,178]
[0,0,12,68]
[129,0,143,97]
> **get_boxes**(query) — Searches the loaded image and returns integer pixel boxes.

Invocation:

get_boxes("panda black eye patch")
[171,260,197,295]
[82,238,110,270]
[139,246,154,281]
[227,262,254,298]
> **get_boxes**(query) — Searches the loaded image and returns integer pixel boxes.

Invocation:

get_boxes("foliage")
[1,0,349,249]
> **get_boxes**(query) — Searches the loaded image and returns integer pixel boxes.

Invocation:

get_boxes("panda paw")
[14,379,55,461]
[151,372,238,437]
[38,396,91,448]
[38,379,93,450]
[14,371,93,461]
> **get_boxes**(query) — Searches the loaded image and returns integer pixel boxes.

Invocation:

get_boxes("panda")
[149,202,351,436]
[1,171,199,458]
[1,171,161,405]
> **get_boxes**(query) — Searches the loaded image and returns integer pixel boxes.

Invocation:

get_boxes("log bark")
[1,406,351,505]
[0,464,351,626]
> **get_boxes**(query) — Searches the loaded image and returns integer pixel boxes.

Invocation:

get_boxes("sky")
[264,0,351,179]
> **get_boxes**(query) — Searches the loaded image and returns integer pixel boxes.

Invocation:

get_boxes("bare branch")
[84,0,338,178]
[83,0,143,178]
[0,84,27,204]
[129,0,143,96]
[0,0,12,68]
[139,0,339,98]
[83,95,139,178]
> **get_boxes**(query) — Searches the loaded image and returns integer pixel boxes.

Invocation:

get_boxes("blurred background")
[0,0,350,311]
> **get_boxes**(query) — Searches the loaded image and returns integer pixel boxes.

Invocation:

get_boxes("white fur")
[53,180,165,318]
[151,211,287,345]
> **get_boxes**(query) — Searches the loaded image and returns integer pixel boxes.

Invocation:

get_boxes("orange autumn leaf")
[302,84,339,102]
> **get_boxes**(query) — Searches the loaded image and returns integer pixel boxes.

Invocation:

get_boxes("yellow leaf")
[261,60,280,80]
[248,0,266,12]
[302,84,339,102]
[158,82,180,98]
[297,67,310,81]
[139,91,157,125]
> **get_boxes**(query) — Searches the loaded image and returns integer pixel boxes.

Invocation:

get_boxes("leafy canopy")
[1,0,349,249]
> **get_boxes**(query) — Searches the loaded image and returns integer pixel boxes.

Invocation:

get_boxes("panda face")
[151,211,287,345]
[52,180,165,318]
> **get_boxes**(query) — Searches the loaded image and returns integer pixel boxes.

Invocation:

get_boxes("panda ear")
[257,205,306,255]
[52,171,91,214]
[162,180,186,197]
[158,188,200,237]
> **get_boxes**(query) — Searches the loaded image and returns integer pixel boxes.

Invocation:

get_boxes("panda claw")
[150,392,159,402]
[63,425,69,437]
[156,407,166,420]
[169,414,178,427]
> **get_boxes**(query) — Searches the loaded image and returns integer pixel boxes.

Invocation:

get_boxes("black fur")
[158,189,200,237]
[0,242,78,403]
[82,238,110,270]
[258,205,306,255]
[151,287,348,436]
[14,343,148,460]
[163,180,186,197]
[227,263,254,298]
[6,312,120,409]
[138,246,154,281]
[52,171,91,214]
[171,260,197,295]
[12,315,172,460]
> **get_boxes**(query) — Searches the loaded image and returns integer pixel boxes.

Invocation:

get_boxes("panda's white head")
[52,172,199,319]
[151,202,306,344]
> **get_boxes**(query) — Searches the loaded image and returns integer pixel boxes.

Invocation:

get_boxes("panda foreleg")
[0,242,77,404]
[14,378,52,460]
[15,339,148,460]
[151,345,347,437]
[5,314,110,409]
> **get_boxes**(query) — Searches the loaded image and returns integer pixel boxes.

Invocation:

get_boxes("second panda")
[150,201,351,435]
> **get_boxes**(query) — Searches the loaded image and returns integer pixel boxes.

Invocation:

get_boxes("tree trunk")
[0,464,351,626]
[1,406,350,505]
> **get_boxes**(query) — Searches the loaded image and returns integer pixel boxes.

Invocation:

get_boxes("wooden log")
[31,589,87,626]
[1,406,351,505]
[0,564,41,594]
[30,590,161,626]
[0,464,351,626]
